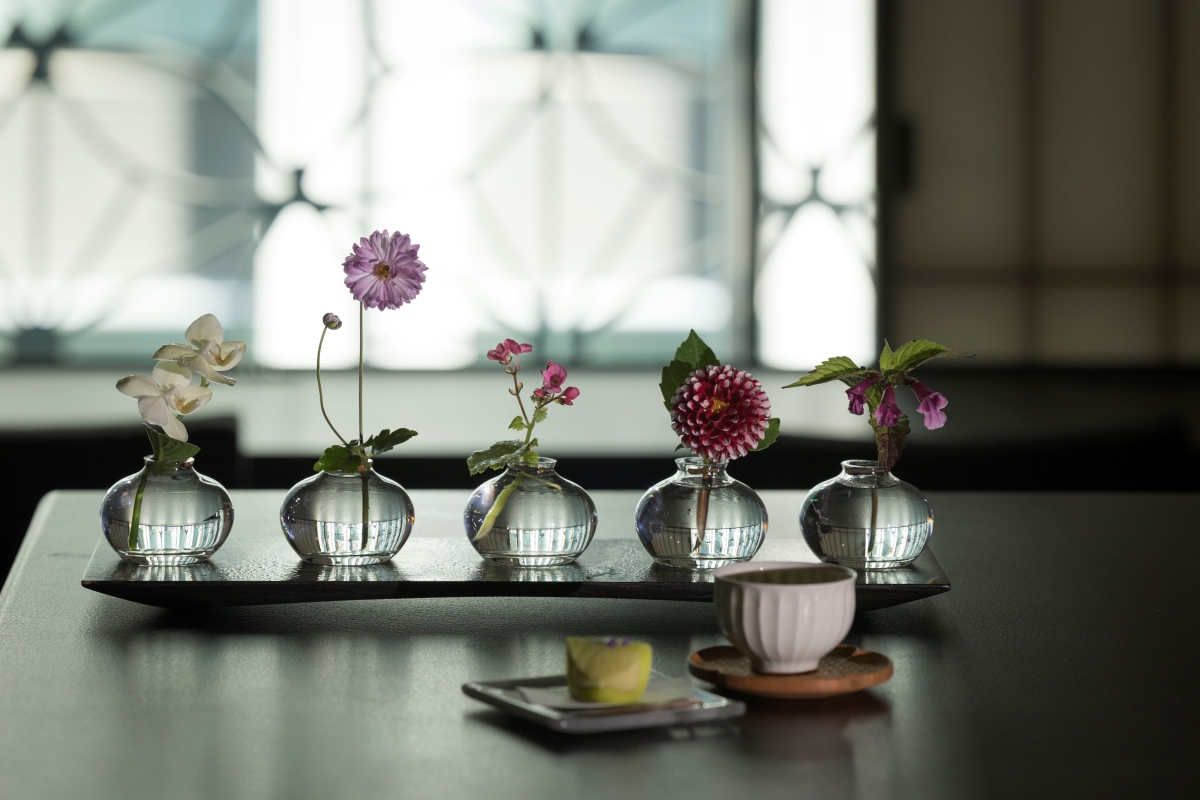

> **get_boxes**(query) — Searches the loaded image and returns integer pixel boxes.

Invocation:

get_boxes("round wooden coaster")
[688,644,893,699]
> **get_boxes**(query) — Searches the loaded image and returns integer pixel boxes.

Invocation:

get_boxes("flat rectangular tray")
[462,673,746,734]
[81,527,950,609]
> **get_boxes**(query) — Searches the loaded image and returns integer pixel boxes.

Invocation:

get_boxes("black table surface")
[1,490,1197,799]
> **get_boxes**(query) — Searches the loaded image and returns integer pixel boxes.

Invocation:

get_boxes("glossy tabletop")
[1,490,1196,799]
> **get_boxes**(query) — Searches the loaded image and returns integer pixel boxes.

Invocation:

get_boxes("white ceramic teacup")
[714,561,857,674]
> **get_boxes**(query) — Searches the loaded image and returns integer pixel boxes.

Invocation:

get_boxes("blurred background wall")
[1,0,1197,582]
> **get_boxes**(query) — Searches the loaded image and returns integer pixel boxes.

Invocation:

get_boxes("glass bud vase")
[280,459,414,565]
[100,457,234,565]
[635,456,767,569]
[800,460,933,569]
[464,458,597,566]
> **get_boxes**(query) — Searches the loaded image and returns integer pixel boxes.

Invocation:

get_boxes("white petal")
[162,415,189,442]
[180,355,236,385]
[153,362,193,389]
[211,340,246,371]
[117,375,162,398]
[153,344,197,361]
[172,385,213,415]
[185,314,224,347]
[137,395,173,426]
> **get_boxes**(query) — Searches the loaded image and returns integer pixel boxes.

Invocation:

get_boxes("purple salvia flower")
[343,230,427,310]
[845,375,881,416]
[909,379,948,430]
[873,384,903,427]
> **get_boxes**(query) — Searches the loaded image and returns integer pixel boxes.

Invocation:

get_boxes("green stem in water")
[475,473,524,540]
[358,302,368,549]
[128,467,148,551]
[361,468,371,550]
[695,463,712,548]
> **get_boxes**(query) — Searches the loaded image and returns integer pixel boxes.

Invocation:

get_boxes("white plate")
[462,671,746,734]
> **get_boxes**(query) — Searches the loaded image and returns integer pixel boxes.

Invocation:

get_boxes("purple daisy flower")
[342,230,427,310]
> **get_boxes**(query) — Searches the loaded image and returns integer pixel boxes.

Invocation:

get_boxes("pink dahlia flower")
[873,385,903,427]
[343,230,427,310]
[909,379,948,430]
[670,365,771,461]
[541,361,568,394]
[845,375,880,415]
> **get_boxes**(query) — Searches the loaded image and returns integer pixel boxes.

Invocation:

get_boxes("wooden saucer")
[688,645,892,699]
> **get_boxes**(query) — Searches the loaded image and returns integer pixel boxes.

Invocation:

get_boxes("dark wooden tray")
[81,532,950,610]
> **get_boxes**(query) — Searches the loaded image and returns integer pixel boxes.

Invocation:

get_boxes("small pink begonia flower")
[873,385,903,427]
[541,361,568,394]
[845,375,881,415]
[486,342,509,362]
[532,387,546,399]
[557,386,580,405]
[504,339,533,356]
[909,380,948,430]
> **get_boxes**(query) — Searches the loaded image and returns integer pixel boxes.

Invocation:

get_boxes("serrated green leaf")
[869,414,910,471]
[753,418,781,451]
[532,408,547,424]
[144,425,200,464]
[508,416,526,431]
[889,339,970,373]
[313,444,363,474]
[522,449,540,464]
[467,439,538,475]
[783,356,863,388]
[364,427,418,456]
[674,329,720,371]
[878,340,895,372]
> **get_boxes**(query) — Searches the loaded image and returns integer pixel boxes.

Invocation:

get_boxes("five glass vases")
[635,456,767,569]
[100,457,234,565]
[464,458,597,566]
[280,459,414,565]
[800,459,933,569]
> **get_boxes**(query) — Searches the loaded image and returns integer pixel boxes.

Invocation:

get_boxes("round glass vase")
[464,458,597,566]
[634,456,767,569]
[100,456,234,565]
[279,459,414,566]
[800,460,933,569]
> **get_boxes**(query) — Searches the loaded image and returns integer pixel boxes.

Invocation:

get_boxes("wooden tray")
[81,530,950,610]
[688,645,893,699]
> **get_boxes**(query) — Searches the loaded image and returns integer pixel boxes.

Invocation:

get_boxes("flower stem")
[128,467,148,551]
[476,473,524,540]
[695,457,712,549]
[316,326,349,446]
[358,301,367,549]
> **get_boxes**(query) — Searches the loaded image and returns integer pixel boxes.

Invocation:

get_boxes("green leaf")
[869,414,910,472]
[508,416,526,431]
[313,444,363,474]
[674,329,720,371]
[878,340,895,372]
[144,425,200,464]
[888,339,970,374]
[522,449,541,465]
[532,408,548,424]
[660,330,720,409]
[467,439,538,475]
[753,418,781,451]
[783,356,864,388]
[365,427,418,455]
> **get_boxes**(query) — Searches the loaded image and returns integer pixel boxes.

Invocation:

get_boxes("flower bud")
[322,313,343,330]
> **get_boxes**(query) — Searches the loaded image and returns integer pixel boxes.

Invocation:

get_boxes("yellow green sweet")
[566,637,652,703]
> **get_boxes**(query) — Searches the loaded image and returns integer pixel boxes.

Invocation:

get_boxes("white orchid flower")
[116,363,212,441]
[152,314,247,386]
